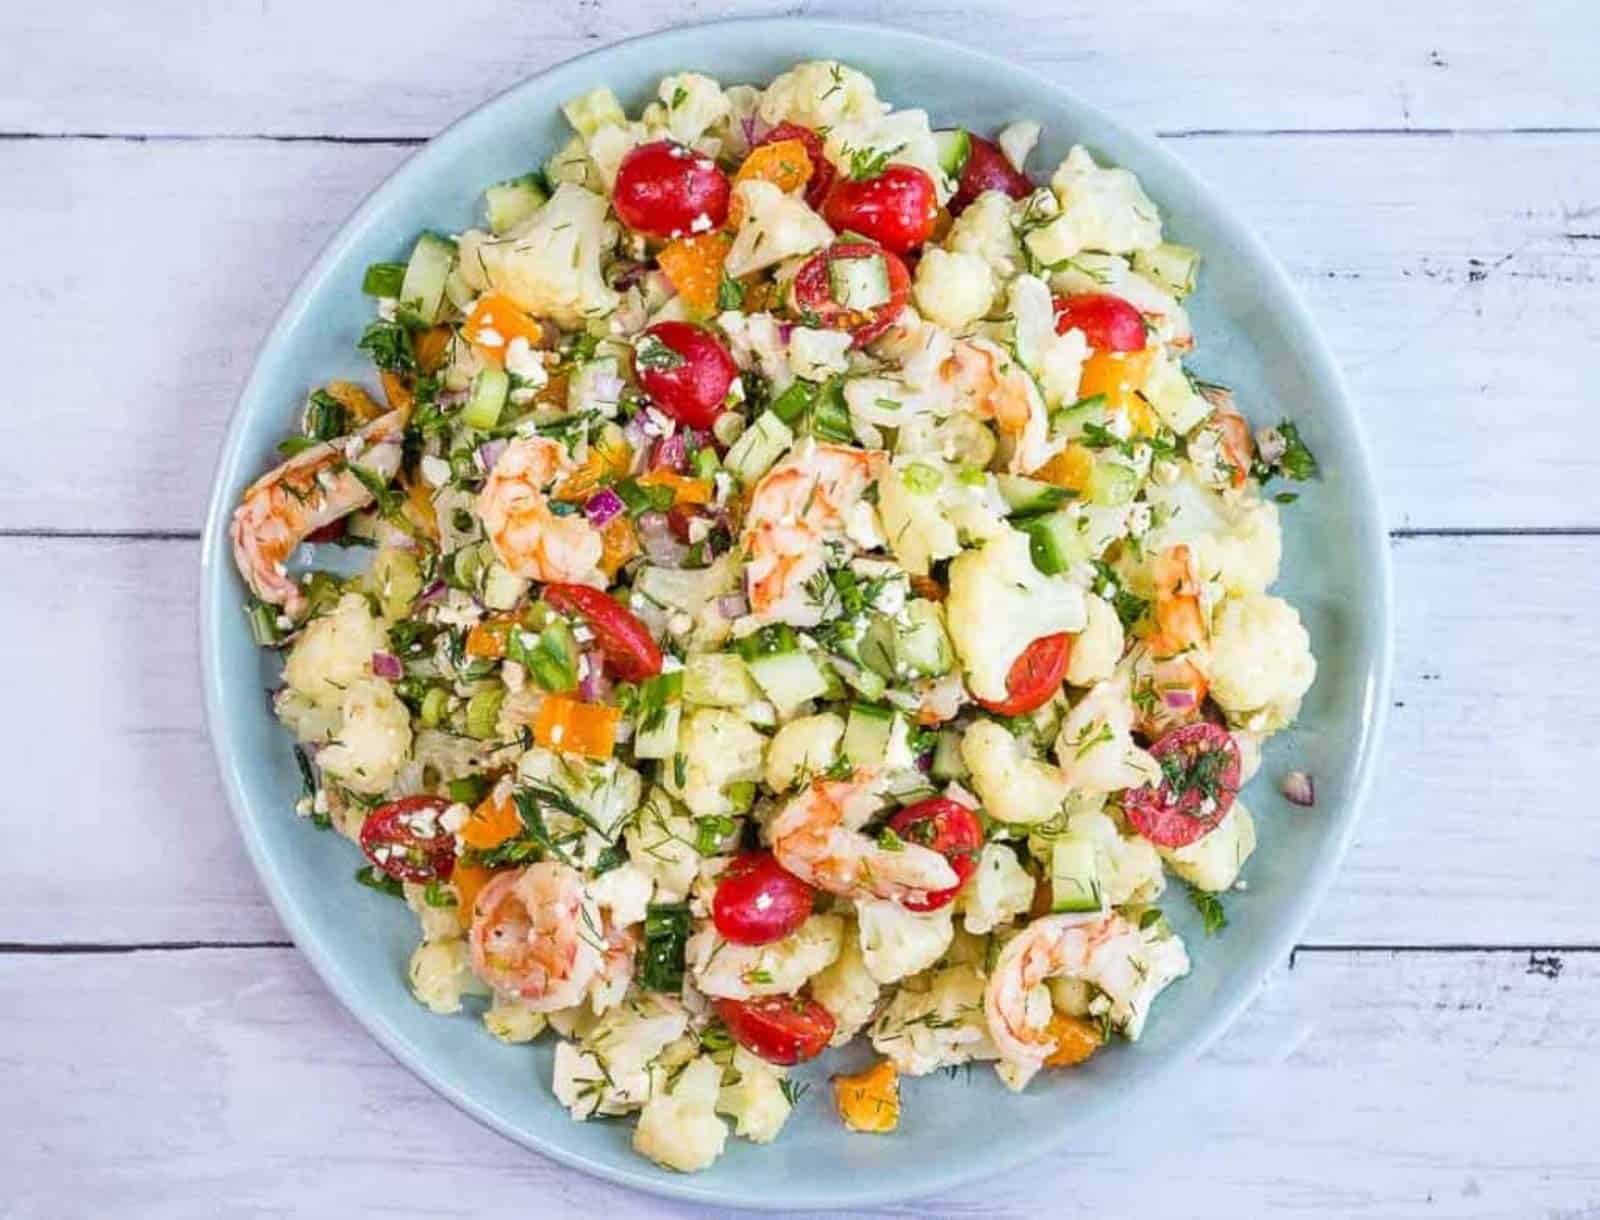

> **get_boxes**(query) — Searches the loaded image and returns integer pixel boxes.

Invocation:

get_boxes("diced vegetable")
[462,794,521,851]
[932,129,972,178]
[657,232,734,315]
[683,653,759,707]
[639,902,692,993]
[362,262,407,298]
[746,651,830,714]
[833,1059,900,1133]
[462,292,545,365]
[1049,838,1102,913]
[1018,509,1091,576]
[465,686,507,740]
[1133,242,1201,298]
[1043,1012,1104,1067]
[462,366,510,430]
[995,473,1070,517]
[1088,458,1138,507]
[723,410,794,486]
[532,695,620,759]
[930,728,967,781]
[843,702,896,767]
[484,173,549,236]
[827,254,892,311]
[399,232,457,325]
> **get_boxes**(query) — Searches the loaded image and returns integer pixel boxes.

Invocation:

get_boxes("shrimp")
[984,910,1190,1084]
[769,768,958,903]
[587,921,640,1014]
[1147,544,1207,658]
[938,338,1051,475]
[1197,382,1253,488]
[740,439,887,625]
[468,861,605,1010]
[229,408,406,617]
[477,436,605,586]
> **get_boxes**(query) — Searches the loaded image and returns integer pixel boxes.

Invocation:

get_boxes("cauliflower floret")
[959,843,1036,935]
[483,996,547,1044]
[457,183,620,328]
[945,190,1024,280]
[406,938,473,1015]
[716,309,793,392]
[788,326,854,380]
[913,248,995,332]
[1063,808,1165,904]
[809,920,882,1044]
[517,747,643,841]
[714,84,762,160]
[577,995,691,1113]
[318,677,412,795]
[633,1055,729,1173]
[1008,274,1090,408]
[716,1047,793,1144]
[723,180,833,278]
[825,107,949,203]
[962,719,1071,826]
[764,712,846,791]
[589,862,654,930]
[1142,473,1283,597]
[870,964,995,1075]
[1054,679,1160,795]
[663,708,767,818]
[946,527,1087,702]
[689,913,844,998]
[758,60,887,133]
[561,86,627,139]
[997,120,1042,174]
[1089,922,1191,1041]
[874,458,963,576]
[856,898,954,984]
[1161,800,1257,892]
[404,881,460,943]
[625,787,701,902]
[1024,144,1162,264]
[282,592,386,703]
[1067,593,1125,686]
[1208,594,1317,731]
[544,133,605,192]
[657,72,730,146]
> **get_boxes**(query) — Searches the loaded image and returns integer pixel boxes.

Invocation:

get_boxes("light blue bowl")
[201,17,1392,1209]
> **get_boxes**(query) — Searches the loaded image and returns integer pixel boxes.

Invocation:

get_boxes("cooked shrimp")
[230,408,406,617]
[1147,544,1207,658]
[741,439,887,625]
[984,910,1190,1083]
[769,768,958,902]
[477,436,605,586]
[588,920,640,1013]
[1197,383,1253,488]
[1128,645,1209,738]
[938,338,1051,475]
[468,861,605,1010]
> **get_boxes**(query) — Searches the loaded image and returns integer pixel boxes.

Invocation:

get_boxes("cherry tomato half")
[757,122,835,210]
[887,798,984,912]
[359,796,456,884]
[635,321,738,429]
[822,165,939,255]
[791,241,911,347]
[712,851,815,945]
[612,140,731,239]
[542,583,663,682]
[1053,292,1148,353]
[713,994,836,1066]
[973,633,1073,717]
[950,133,1033,215]
[1121,722,1242,848]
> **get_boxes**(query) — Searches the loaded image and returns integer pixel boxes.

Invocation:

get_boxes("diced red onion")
[622,415,653,472]
[371,651,403,680]
[1256,427,1288,466]
[1162,688,1198,711]
[578,651,608,702]
[716,591,749,619]
[477,438,508,471]
[741,114,770,147]
[777,321,796,344]
[914,750,934,774]
[414,578,447,607]
[1281,770,1316,807]
[584,487,626,528]
[636,511,690,566]
[652,431,688,473]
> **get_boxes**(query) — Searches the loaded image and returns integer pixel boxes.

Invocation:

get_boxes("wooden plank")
[4,0,1598,137]
[3,944,1594,1217]
[2,532,1596,947]
[0,133,1596,533]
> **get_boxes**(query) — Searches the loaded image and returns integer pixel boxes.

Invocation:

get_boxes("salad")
[230,60,1319,1172]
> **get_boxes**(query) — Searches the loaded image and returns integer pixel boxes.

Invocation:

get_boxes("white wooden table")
[4,3,1598,1215]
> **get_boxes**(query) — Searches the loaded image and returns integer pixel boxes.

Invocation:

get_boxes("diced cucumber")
[933,129,972,178]
[462,366,510,430]
[843,703,896,767]
[481,562,528,611]
[561,87,627,139]
[633,702,682,760]
[746,651,830,714]
[1049,394,1108,441]
[827,254,891,311]
[465,686,506,740]
[857,616,899,680]
[1088,458,1138,507]
[895,599,954,678]
[399,232,457,325]
[1133,242,1201,298]
[829,654,887,701]
[1018,509,1092,576]
[930,728,967,781]
[1050,838,1103,913]
[485,172,549,236]
[683,653,759,707]
[568,356,621,412]
[723,410,794,486]
[362,262,407,298]
[803,378,855,444]
[995,472,1071,517]
[768,380,814,426]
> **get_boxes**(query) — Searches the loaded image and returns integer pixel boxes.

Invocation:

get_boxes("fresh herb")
[694,814,738,856]
[876,826,906,853]
[779,1078,812,1106]
[1276,421,1318,480]
[1138,907,1166,931]
[742,967,775,986]
[423,879,457,908]
[673,752,688,789]
[1160,745,1234,806]
[354,865,404,898]
[670,85,689,109]
[634,332,686,373]
[346,462,404,520]
[639,902,692,992]
[1186,883,1228,936]
[1274,491,1300,504]
[846,142,905,181]
[304,390,349,442]
[357,319,416,375]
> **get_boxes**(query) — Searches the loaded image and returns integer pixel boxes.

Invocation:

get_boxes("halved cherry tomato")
[1053,293,1147,352]
[1121,722,1242,848]
[757,122,835,209]
[791,241,910,347]
[359,795,455,884]
[886,798,983,912]
[542,583,663,682]
[635,321,738,429]
[950,133,1033,215]
[611,140,731,239]
[713,994,836,1066]
[974,633,1073,716]
[712,852,816,945]
[822,165,939,255]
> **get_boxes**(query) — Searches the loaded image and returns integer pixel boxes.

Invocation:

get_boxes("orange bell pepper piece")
[1078,348,1157,428]
[1147,545,1207,657]
[729,139,814,228]
[461,793,522,851]
[1043,1013,1104,1068]
[450,860,497,931]
[465,616,516,660]
[533,695,620,760]
[323,380,387,423]
[463,292,544,365]
[553,425,633,501]
[657,232,734,316]
[414,325,454,375]
[833,1059,900,1133]
[637,469,713,506]
[598,515,639,579]
[1034,442,1095,493]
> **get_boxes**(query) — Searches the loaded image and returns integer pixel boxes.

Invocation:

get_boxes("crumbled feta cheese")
[690,212,714,234]
[505,337,549,386]
[475,327,505,348]
[420,455,452,488]
[441,802,471,833]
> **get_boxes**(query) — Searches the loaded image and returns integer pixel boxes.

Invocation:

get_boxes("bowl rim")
[200,14,1394,1208]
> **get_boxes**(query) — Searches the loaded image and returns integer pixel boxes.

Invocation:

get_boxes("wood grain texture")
[5,0,1599,138]
[2,532,1595,947]
[4,944,1595,1219]
[1,133,1596,533]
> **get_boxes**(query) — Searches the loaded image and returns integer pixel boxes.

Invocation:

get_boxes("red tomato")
[887,798,984,912]
[1122,723,1242,848]
[757,122,835,210]
[359,796,455,884]
[611,140,731,238]
[542,583,663,682]
[821,165,939,255]
[790,241,911,347]
[712,852,815,945]
[1053,293,1148,352]
[973,633,1073,716]
[713,995,836,1066]
[950,133,1033,215]
[635,321,738,429]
